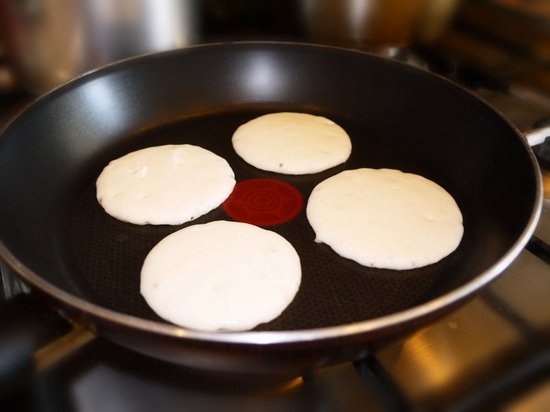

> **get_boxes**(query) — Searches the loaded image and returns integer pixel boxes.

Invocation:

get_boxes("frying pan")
[0,42,543,381]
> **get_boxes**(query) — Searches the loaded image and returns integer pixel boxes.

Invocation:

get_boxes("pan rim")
[0,41,544,346]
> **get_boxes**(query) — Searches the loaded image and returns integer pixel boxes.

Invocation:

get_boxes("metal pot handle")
[524,125,550,147]
[0,291,95,398]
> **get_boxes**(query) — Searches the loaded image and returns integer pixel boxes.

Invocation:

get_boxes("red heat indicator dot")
[223,178,303,227]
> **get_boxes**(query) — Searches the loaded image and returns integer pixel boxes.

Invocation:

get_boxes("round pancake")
[306,168,464,270]
[140,220,302,332]
[232,112,352,174]
[96,144,235,225]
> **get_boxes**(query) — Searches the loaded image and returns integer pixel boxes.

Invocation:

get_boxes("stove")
[1,6,550,411]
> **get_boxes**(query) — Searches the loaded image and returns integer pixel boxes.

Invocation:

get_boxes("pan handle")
[524,125,550,147]
[0,291,95,398]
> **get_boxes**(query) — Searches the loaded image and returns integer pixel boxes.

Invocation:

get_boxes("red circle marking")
[223,178,303,226]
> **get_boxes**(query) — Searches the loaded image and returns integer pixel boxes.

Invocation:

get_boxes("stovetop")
[1,17,550,412]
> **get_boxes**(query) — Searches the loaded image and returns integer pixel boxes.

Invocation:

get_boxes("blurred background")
[0,0,548,99]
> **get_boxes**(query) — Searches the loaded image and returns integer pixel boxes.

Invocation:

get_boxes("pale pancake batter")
[232,112,352,174]
[140,220,302,332]
[96,144,236,225]
[306,168,463,270]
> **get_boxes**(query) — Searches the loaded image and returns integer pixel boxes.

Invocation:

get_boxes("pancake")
[140,220,302,332]
[96,144,235,225]
[232,112,352,174]
[306,168,463,270]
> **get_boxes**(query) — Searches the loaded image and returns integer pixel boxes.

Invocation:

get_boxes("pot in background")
[0,0,200,94]
[299,0,461,53]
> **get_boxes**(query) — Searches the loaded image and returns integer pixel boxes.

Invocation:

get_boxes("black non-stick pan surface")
[0,42,542,378]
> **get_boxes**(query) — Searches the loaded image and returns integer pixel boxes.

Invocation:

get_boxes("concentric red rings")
[223,178,303,226]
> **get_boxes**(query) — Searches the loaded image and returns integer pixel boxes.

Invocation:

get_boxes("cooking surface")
[1,6,550,410]
[67,109,469,330]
